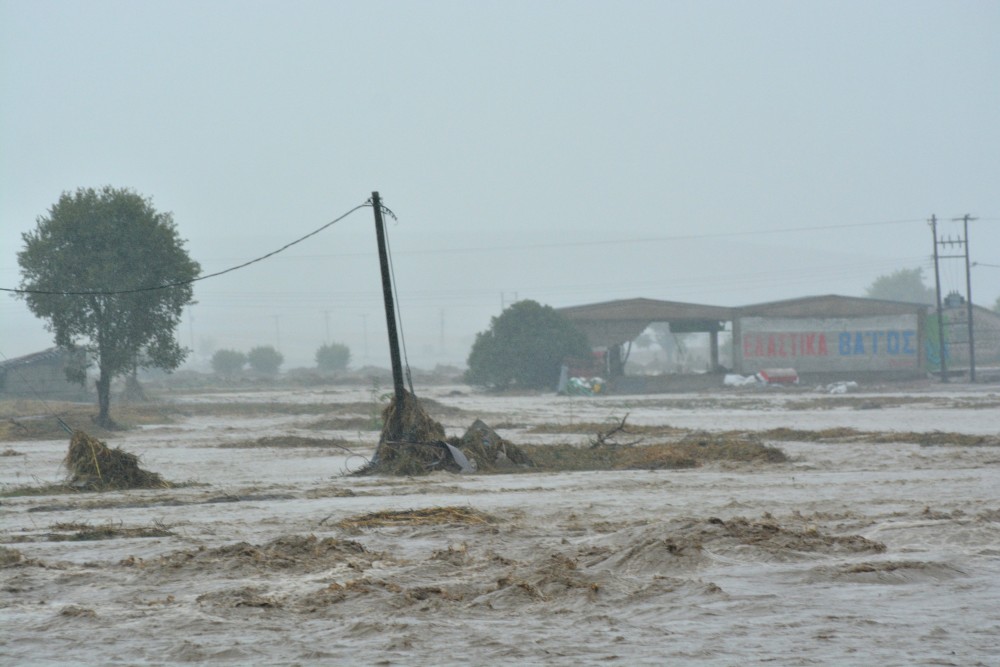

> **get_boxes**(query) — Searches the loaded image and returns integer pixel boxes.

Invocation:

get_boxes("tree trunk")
[124,367,148,402]
[95,369,114,429]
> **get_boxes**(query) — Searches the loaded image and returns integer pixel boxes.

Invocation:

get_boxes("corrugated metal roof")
[736,294,929,318]
[0,347,63,370]
[557,298,735,322]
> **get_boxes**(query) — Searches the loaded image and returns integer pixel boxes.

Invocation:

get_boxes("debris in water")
[64,430,170,491]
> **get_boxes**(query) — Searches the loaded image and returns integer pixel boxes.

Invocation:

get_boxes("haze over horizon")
[2,1,998,371]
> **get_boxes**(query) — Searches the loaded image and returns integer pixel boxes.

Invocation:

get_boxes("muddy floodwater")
[2,383,999,665]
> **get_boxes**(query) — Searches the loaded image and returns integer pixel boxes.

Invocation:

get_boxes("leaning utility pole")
[371,191,406,437]
[930,215,948,382]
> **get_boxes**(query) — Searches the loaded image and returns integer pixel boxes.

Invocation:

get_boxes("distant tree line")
[209,342,351,376]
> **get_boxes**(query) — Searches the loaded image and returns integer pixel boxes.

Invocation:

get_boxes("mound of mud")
[197,586,283,609]
[1,546,33,567]
[582,516,886,575]
[127,534,374,574]
[359,392,448,475]
[450,419,534,471]
[806,560,966,584]
[381,391,446,444]
[479,553,599,608]
[4,522,173,543]
[65,430,169,491]
[759,427,1000,447]
[361,402,534,476]
[217,435,354,449]
[337,506,497,530]
[522,435,786,472]
[676,432,788,463]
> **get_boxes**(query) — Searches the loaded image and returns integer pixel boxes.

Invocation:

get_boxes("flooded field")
[2,383,999,665]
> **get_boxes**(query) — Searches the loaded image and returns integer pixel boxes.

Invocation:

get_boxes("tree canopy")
[17,186,200,427]
[465,300,591,390]
[865,267,935,304]
[248,345,284,375]
[316,342,351,371]
[211,349,247,376]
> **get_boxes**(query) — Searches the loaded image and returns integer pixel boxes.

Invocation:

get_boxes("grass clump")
[523,433,787,472]
[337,506,497,529]
[65,430,170,491]
[3,521,174,543]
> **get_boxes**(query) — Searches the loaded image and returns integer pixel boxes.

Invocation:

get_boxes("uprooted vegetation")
[103,513,885,614]
[0,395,471,442]
[3,521,174,544]
[755,427,1000,447]
[1,430,180,496]
[216,435,356,450]
[357,393,535,476]
[524,432,788,472]
[0,401,174,441]
[64,430,170,491]
[335,506,498,530]
[122,534,375,574]
[352,395,791,476]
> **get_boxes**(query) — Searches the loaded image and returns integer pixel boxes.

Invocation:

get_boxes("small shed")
[0,348,90,401]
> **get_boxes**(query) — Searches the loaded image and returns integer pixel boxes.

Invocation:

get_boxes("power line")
[162,254,930,312]
[2,201,371,296]
[399,217,931,254]
[192,216,934,261]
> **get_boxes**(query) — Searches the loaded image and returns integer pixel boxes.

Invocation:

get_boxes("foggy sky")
[2,0,998,370]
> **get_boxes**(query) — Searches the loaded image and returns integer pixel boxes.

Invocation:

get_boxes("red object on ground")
[758,368,799,384]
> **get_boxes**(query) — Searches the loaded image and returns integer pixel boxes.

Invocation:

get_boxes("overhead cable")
[2,201,371,296]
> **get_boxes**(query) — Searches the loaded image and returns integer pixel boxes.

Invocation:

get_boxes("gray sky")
[2,0,998,370]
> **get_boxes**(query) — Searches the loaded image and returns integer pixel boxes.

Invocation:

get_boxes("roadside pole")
[371,191,406,438]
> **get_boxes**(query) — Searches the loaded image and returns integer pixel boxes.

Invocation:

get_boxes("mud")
[1,383,998,664]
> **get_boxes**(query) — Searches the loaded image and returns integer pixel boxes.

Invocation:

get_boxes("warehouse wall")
[735,314,922,374]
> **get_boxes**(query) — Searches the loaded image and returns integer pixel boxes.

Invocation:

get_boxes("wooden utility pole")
[953,214,978,382]
[930,215,948,382]
[371,191,406,436]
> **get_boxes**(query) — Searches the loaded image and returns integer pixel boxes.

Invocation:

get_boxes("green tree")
[993,294,1000,314]
[211,349,246,376]
[316,342,350,371]
[17,186,199,427]
[248,345,283,375]
[465,300,591,390]
[865,267,935,304]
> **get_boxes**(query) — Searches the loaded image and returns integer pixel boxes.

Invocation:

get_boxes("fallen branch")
[589,413,643,449]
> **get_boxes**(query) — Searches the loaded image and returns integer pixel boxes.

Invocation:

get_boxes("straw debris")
[337,506,497,529]
[65,430,170,491]
[2,521,174,543]
[357,391,446,475]
[1,546,34,567]
[382,390,447,443]
[452,419,534,471]
[522,434,787,471]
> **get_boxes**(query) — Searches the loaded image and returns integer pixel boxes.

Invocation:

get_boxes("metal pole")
[371,192,407,422]
[961,215,976,381]
[930,215,948,382]
[362,314,369,362]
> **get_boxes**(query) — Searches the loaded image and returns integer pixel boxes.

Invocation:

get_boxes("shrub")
[316,342,351,372]
[465,300,590,390]
[247,346,284,375]
[211,349,246,376]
